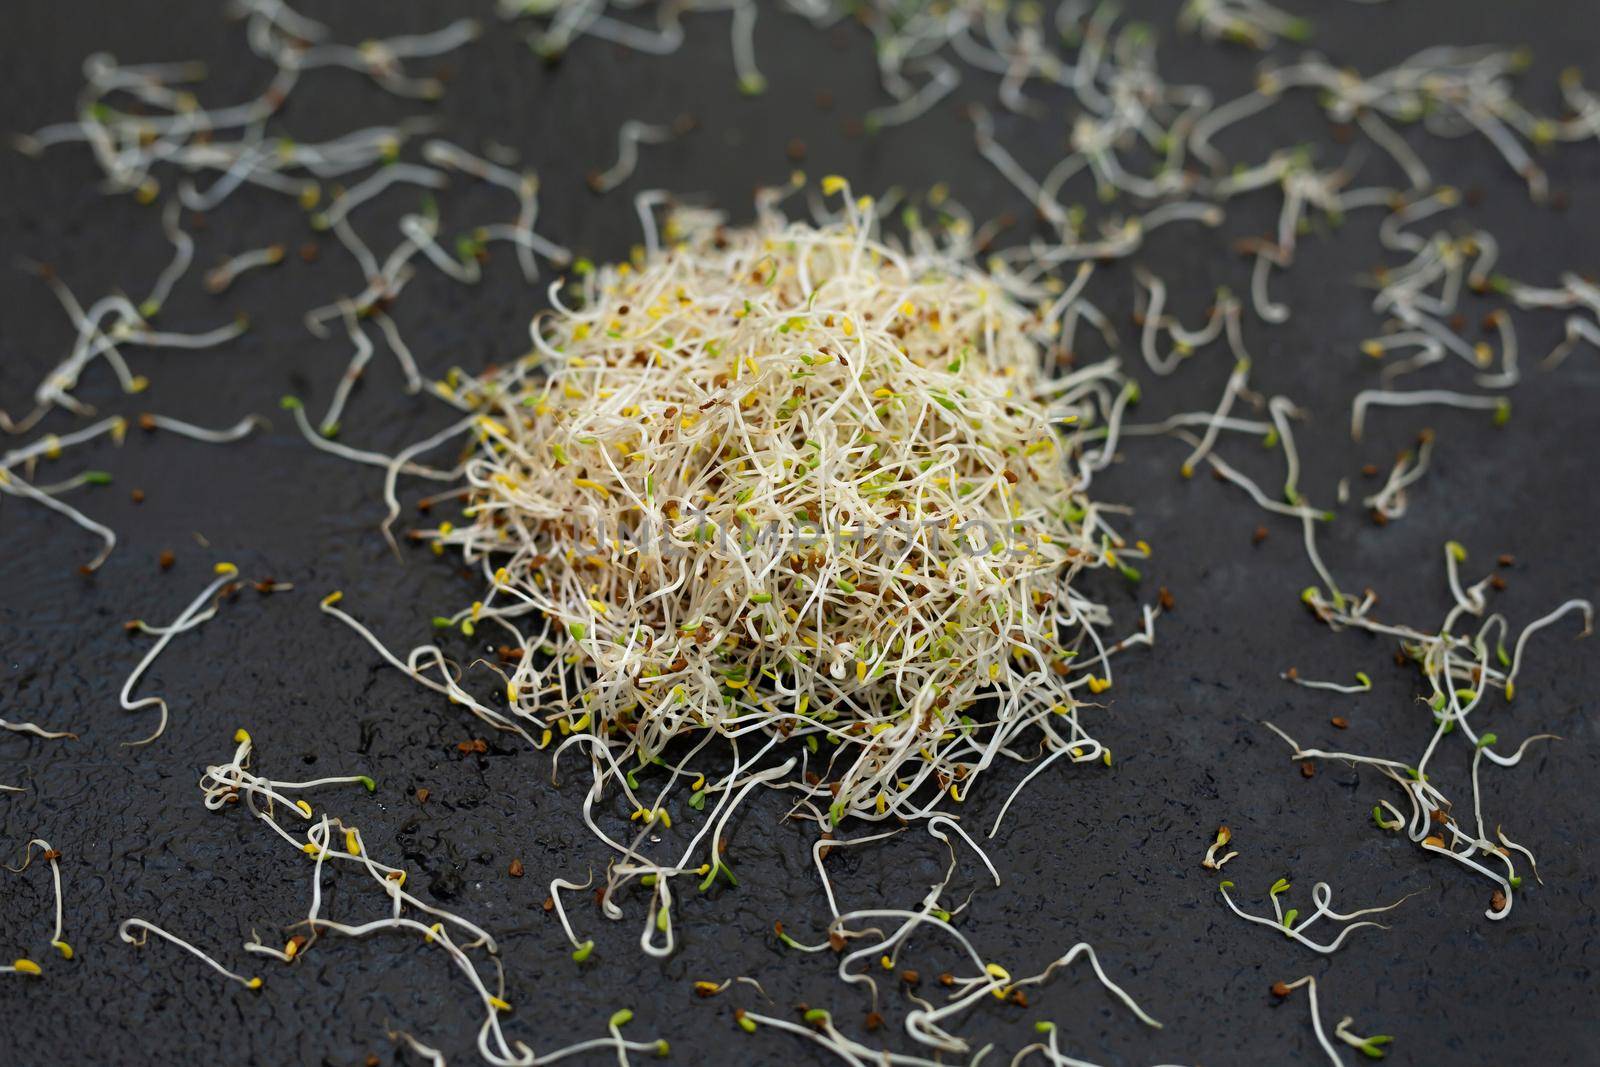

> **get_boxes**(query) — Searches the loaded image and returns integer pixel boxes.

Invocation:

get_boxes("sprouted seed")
[1350,389,1509,442]
[1178,0,1314,51]
[1363,430,1436,523]
[1216,878,1412,954]
[6,838,73,960]
[203,242,286,293]
[0,719,78,741]
[120,563,258,745]
[389,1030,448,1067]
[589,120,684,194]
[118,918,263,990]
[143,199,194,318]
[1273,975,1387,1066]
[1201,825,1237,870]
[1334,1016,1396,1061]
[1279,669,1373,695]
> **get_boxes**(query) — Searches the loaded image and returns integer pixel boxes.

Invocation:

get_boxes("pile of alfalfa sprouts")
[321,178,1152,950]
[6,0,1600,1064]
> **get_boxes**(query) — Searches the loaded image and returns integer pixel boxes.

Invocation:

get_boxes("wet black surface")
[2,2,1598,1065]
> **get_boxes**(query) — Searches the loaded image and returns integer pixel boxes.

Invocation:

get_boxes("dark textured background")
[2,2,1597,1065]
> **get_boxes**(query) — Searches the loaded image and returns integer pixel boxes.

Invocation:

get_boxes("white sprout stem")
[1351,388,1508,441]
[1281,671,1372,694]
[1505,599,1594,698]
[1277,976,1344,1067]
[589,120,678,194]
[7,838,70,955]
[120,565,244,745]
[1216,879,1408,954]
[142,198,195,315]
[0,719,78,740]
[119,918,262,989]
[1178,350,1249,477]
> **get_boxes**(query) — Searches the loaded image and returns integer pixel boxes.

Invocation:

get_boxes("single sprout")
[118,918,262,990]
[1202,825,1237,870]
[1336,1016,1396,1060]
[7,839,72,962]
